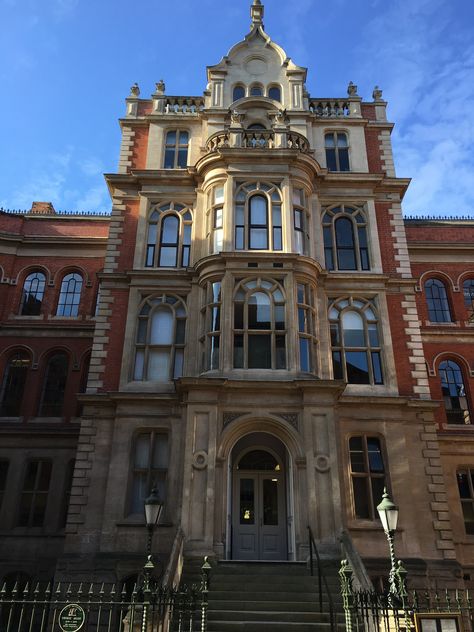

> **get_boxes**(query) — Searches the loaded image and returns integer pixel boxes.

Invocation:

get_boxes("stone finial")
[250,0,264,29]
[28,202,56,215]
[347,81,358,97]
[155,79,165,95]
[372,85,383,101]
[129,82,140,97]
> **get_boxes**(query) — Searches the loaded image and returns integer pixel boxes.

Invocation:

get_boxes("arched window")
[349,436,387,520]
[233,278,286,369]
[250,84,263,97]
[133,295,186,382]
[146,203,192,268]
[128,432,168,516]
[323,206,369,271]
[268,85,281,101]
[329,297,383,384]
[424,278,452,322]
[0,351,31,416]
[163,130,188,169]
[38,352,69,417]
[439,359,471,425]
[325,132,350,171]
[233,85,245,101]
[235,182,282,251]
[56,273,83,317]
[463,279,474,308]
[297,283,316,372]
[20,271,46,316]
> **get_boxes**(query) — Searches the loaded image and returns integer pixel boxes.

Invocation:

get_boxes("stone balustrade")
[154,96,205,114]
[206,129,311,153]
[308,98,361,118]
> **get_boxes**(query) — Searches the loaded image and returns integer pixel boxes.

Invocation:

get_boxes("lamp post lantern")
[144,486,163,557]
[377,488,399,600]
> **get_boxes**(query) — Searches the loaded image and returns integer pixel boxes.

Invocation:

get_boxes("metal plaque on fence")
[58,603,86,632]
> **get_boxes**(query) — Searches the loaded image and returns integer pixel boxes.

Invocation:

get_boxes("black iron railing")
[0,557,211,632]
[307,525,337,632]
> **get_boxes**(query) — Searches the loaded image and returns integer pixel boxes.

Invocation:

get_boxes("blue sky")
[0,0,473,216]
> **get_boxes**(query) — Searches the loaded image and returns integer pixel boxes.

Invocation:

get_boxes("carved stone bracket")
[223,411,250,427]
[273,413,299,430]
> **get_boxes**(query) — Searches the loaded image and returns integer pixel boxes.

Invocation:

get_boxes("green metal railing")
[339,559,474,632]
[0,557,211,632]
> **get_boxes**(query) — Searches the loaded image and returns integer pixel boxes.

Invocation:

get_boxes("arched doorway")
[231,433,288,560]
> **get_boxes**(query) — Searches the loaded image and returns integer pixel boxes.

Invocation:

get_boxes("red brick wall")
[387,294,415,396]
[130,127,149,170]
[375,202,399,275]
[364,128,383,173]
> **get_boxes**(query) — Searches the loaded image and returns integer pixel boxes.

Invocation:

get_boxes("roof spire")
[250,0,264,29]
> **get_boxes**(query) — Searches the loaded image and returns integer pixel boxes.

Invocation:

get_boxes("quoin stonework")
[1,0,474,594]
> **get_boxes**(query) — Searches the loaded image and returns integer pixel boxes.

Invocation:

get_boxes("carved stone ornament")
[314,454,330,473]
[192,450,208,470]
[155,79,165,95]
[230,110,244,126]
[347,81,358,97]
[272,109,288,127]
[130,83,140,97]
[372,85,383,101]
[274,413,299,430]
[223,411,249,427]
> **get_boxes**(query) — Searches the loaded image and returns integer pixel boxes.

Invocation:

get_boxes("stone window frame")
[163,129,189,169]
[292,187,310,256]
[234,181,283,252]
[0,349,32,417]
[56,272,83,317]
[328,296,384,385]
[324,130,350,172]
[456,468,474,535]
[232,84,246,101]
[438,358,471,425]
[232,276,287,370]
[267,84,282,102]
[145,202,193,268]
[207,185,225,255]
[127,430,169,517]
[132,294,187,383]
[202,280,222,372]
[348,434,388,522]
[16,458,53,528]
[322,205,370,272]
[424,277,453,323]
[296,281,317,374]
[19,271,46,316]
[37,350,70,418]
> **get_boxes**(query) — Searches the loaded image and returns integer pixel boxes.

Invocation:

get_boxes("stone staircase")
[179,559,345,632]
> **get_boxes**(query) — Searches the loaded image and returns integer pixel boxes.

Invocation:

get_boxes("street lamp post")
[141,487,164,632]
[376,488,399,601]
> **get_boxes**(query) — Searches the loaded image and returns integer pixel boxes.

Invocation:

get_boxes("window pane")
[371,477,385,515]
[166,131,176,145]
[462,502,474,535]
[263,478,279,525]
[332,351,343,379]
[325,134,335,148]
[135,434,150,468]
[233,86,245,101]
[299,337,310,372]
[148,350,171,380]
[161,216,179,243]
[275,305,285,329]
[272,205,282,227]
[178,131,189,145]
[273,228,282,250]
[372,352,384,384]
[152,435,168,469]
[150,309,174,344]
[268,86,281,101]
[337,133,348,147]
[276,335,286,369]
[159,246,178,267]
[40,354,68,416]
[326,148,337,171]
[342,311,365,346]
[240,479,255,524]
[134,350,145,380]
[234,334,244,368]
[248,292,271,329]
[353,478,370,519]
[346,351,370,384]
[235,226,244,249]
[367,438,384,472]
[250,228,268,249]
[250,195,267,224]
[212,282,221,303]
[234,302,244,329]
[209,335,220,370]
[248,335,271,368]
[250,86,263,96]
[458,471,470,498]
[164,149,175,168]
[131,472,147,514]
[368,323,379,346]
[175,318,186,344]
[177,149,187,168]
[0,354,30,416]
[339,148,350,171]
[173,349,184,378]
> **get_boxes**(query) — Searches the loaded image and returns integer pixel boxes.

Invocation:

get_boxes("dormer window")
[233,85,246,101]
[250,84,263,97]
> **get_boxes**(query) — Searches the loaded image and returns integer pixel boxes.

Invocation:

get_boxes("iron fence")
[0,558,210,632]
